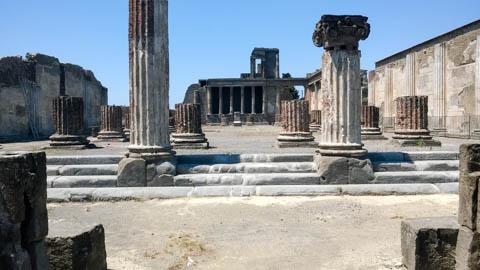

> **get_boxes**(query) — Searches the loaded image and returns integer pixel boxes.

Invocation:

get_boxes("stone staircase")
[45,151,460,188]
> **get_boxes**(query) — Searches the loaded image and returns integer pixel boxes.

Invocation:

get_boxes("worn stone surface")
[309,110,322,131]
[49,96,89,147]
[361,105,386,140]
[117,158,146,187]
[456,226,480,270]
[0,151,49,270]
[401,216,459,270]
[277,100,316,148]
[314,155,375,184]
[98,105,126,142]
[121,106,130,140]
[172,103,209,149]
[47,224,107,270]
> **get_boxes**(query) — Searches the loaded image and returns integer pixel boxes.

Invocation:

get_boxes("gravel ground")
[48,195,458,270]
[0,126,476,156]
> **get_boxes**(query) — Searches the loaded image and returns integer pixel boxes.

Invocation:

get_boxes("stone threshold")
[47,183,458,202]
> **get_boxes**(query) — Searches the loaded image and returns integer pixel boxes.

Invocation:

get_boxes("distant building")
[183,48,307,125]
[0,53,108,141]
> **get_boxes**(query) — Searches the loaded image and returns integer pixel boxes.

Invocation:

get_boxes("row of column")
[206,86,266,115]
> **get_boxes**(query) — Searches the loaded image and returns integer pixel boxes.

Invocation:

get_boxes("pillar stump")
[171,103,209,149]
[97,105,126,142]
[310,110,322,132]
[392,96,441,147]
[49,96,89,149]
[118,0,176,187]
[361,105,386,140]
[220,115,230,126]
[122,106,131,141]
[313,15,369,157]
[277,100,317,148]
[233,112,242,127]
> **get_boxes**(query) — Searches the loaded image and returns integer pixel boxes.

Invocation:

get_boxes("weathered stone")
[122,106,131,140]
[313,15,370,51]
[456,226,480,270]
[361,105,386,140]
[47,224,107,270]
[0,151,49,270]
[314,155,375,184]
[233,112,242,127]
[171,103,209,149]
[97,105,126,142]
[146,161,175,187]
[401,216,459,270]
[310,110,321,132]
[117,158,146,187]
[49,96,89,148]
[277,100,317,148]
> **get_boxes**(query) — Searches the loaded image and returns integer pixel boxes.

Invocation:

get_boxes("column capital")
[313,15,370,51]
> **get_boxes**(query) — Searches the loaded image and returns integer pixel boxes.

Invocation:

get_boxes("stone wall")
[0,54,108,141]
[370,20,480,134]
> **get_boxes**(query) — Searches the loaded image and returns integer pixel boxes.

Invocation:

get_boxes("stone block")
[117,158,146,187]
[146,161,176,186]
[47,224,107,270]
[458,144,480,230]
[314,155,375,184]
[401,217,459,270]
[455,226,480,269]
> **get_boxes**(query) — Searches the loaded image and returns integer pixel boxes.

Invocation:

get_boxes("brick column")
[277,100,316,148]
[49,96,89,148]
[98,105,126,141]
[171,103,209,149]
[392,96,441,146]
[361,105,386,140]
[310,110,322,132]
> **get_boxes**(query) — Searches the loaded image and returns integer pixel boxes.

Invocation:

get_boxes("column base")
[274,114,282,126]
[48,134,90,149]
[309,124,322,132]
[361,127,387,140]
[276,132,317,148]
[392,129,442,147]
[171,133,209,149]
[97,131,127,142]
[317,143,368,158]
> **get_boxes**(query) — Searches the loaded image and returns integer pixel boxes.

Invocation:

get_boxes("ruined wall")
[0,54,108,141]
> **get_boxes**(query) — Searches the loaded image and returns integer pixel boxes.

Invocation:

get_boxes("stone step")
[47,164,118,176]
[374,171,459,184]
[177,162,316,175]
[368,151,458,162]
[373,160,459,172]
[47,155,124,165]
[48,176,118,188]
[177,154,314,164]
[173,173,321,186]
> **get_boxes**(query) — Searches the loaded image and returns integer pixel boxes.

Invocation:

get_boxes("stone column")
[97,105,126,142]
[229,87,234,114]
[405,52,416,96]
[193,89,200,105]
[118,0,176,187]
[361,105,386,140]
[368,71,376,106]
[49,96,89,148]
[206,87,212,114]
[392,96,441,146]
[219,87,224,114]
[241,87,245,114]
[251,87,256,114]
[433,43,447,134]
[476,35,480,116]
[0,152,49,269]
[171,103,209,149]
[122,106,131,141]
[310,110,322,132]
[250,58,256,78]
[456,144,480,269]
[313,15,369,157]
[262,87,267,114]
[277,100,316,148]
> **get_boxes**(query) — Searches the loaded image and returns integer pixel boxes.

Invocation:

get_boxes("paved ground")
[48,195,458,270]
[1,126,477,156]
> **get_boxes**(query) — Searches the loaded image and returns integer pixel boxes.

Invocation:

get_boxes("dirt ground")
[48,195,459,270]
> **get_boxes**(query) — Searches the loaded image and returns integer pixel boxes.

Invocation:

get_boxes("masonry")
[0,53,108,141]
[369,19,480,136]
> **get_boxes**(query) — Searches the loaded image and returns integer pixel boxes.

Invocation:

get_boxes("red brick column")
[49,96,89,147]
[310,110,322,131]
[361,105,385,140]
[171,103,209,149]
[277,100,316,148]
[98,105,126,141]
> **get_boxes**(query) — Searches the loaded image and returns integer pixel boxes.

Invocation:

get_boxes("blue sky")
[1,0,479,107]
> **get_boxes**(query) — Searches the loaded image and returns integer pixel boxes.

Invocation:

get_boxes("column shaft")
[206,87,212,114]
[229,87,234,114]
[241,87,245,114]
[433,43,446,129]
[219,87,224,114]
[50,96,88,147]
[98,105,126,141]
[277,100,316,147]
[475,35,480,115]
[262,87,267,114]
[251,87,256,114]
[405,52,416,96]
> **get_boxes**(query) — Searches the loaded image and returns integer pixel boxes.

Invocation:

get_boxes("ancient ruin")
[171,103,209,149]
[276,100,316,148]
[313,15,370,157]
[97,105,126,142]
[49,96,90,148]
[361,105,386,140]
[392,96,441,146]
[310,110,322,132]
[122,106,131,140]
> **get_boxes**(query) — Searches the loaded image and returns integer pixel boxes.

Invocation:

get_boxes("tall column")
[361,105,385,140]
[433,43,446,132]
[262,87,267,114]
[241,87,245,114]
[275,90,281,124]
[119,0,176,187]
[276,53,280,78]
[368,71,376,106]
[392,96,441,146]
[385,67,393,117]
[98,105,126,141]
[277,100,316,148]
[171,103,209,149]
[206,87,212,114]
[475,35,480,115]
[405,52,416,96]
[251,87,256,114]
[49,96,89,148]
[219,87,224,114]
[313,15,369,157]
[229,87,234,114]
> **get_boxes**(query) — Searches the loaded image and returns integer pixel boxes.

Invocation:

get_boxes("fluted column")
[277,100,316,148]
[405,52,416,96]
[206,87,212,114]
[98,105,126,141]
[241,87,245,114]
[310,110,322,132]
[229,87,234,114]
[171,103,209,149]
[219,87,224,114]
[49,96,89,148]
[368,71,376,106]
[433,43,447,132]
[313,15,369,157]
[361,105,385,140]
[475,35,480,115]
[392,96,441,146]
[251,87,256,114]
[122,106,131,140]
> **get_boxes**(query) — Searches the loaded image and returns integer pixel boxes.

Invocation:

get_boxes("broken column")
[310,110,322,132]
[277,100,317,148]
[118,0,176,187]
[97,105,126,142]
[392,96,441,146]
[49,96,89,149]
[456,144,480,269]
[171,103,209,149]
[361,105,386,140]
[122,106,131,141]
[0,151,49,270]
[313,15,369,157]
